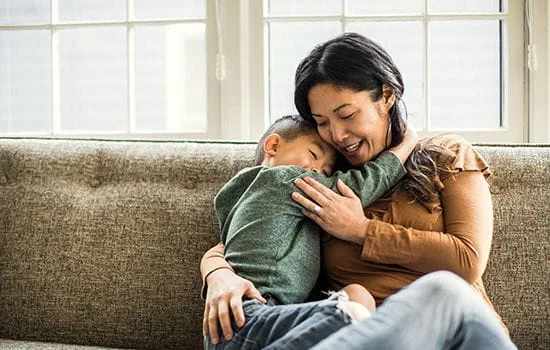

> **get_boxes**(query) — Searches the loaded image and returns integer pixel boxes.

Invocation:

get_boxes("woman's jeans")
[205,271,517,349]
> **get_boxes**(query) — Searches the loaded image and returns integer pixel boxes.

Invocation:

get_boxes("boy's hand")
[389,125,418,164]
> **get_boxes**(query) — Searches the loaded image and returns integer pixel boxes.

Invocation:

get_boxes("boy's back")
[216,165,322,305]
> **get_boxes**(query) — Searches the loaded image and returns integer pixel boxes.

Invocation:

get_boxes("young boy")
[208,115,415,348]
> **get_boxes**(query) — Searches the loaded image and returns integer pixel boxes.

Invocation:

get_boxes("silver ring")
[312,205,321,215]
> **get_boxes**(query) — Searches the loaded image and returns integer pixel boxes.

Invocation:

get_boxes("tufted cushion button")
[90,179,100,188]
[0,175,7,185]
[184,182,197,190]
[490,185,500,194]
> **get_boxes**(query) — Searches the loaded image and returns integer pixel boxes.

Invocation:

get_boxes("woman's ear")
[263,134,282,157]
[381,84,396,112]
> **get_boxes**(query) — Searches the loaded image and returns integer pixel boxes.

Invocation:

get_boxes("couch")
[0,137,548,349]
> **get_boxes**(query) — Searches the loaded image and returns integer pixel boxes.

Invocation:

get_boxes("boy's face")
[269,132,337,176]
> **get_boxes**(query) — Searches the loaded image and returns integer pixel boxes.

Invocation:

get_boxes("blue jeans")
[312,271,516,350]
[204,293,353,349]
[205,271,516,349]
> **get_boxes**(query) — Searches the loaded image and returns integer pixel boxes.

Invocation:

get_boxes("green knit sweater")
[215,151,406,305]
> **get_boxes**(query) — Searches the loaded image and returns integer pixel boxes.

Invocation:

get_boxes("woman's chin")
[347,155,369,168]
[346,149,374,167]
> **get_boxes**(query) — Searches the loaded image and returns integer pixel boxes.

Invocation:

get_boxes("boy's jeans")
[204,293,353,349]
[205,271,516,350]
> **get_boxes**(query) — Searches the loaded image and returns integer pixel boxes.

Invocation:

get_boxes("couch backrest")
[474,144,549,349]
[0,138,548,349]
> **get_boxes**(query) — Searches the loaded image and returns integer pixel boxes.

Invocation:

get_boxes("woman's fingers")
[202,269,259,345]
[217,300,233,341]
[303,176,336,199]
[302,208,326,225]
[202,303,209,337]
[230,295,245,328]
[244,282,267,304]
[293,178,330,206]
[336,178,356,198]
[207,303,220,344]
[292,191,319,213]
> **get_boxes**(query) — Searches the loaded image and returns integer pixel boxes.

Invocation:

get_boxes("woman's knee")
[417,271,473,302]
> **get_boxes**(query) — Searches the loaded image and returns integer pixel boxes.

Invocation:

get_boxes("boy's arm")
[309,151,406,207]
[388,126,418,164]
[307,126,417,207]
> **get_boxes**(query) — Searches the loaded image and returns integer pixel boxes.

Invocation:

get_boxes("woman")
[201,33,515,349]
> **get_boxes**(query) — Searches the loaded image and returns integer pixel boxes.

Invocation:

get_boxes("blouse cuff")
[200,257,234,299]
[361,219,379,261]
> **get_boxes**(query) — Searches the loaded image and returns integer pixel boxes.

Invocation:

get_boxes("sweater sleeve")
[309,151,406,208]
[200,242,231,299]
[360,136,493,284]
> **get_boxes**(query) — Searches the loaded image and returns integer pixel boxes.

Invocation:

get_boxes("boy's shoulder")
[230,165,310,184]
[257,165,311,182]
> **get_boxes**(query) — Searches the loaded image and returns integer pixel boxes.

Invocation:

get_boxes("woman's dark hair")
[294,32,454,204]
[295,32,406,148]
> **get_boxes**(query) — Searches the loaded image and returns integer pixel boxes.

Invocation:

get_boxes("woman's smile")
[343,141,362,153]
[341,140,366,165]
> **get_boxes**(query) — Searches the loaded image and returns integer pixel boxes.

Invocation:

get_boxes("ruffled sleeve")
[428,134,492,184]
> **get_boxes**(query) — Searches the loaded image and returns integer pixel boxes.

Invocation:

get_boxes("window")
[261,0,526,143]
[0,0,215,138]
[0,1,542,143]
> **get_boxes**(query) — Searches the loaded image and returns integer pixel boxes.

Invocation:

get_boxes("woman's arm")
[359,170,493,284]
[200,242,266,344]
[200,242,233,297]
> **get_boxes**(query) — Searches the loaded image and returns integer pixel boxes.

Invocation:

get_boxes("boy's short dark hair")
[255,115,317,165]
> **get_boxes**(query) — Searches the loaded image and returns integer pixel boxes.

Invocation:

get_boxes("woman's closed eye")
[341,112,356,120]
[309,150,318,160]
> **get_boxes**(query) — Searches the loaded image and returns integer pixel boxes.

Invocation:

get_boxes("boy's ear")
[263,133,282,157]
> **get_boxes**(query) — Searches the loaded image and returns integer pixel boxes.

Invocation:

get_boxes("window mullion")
[206,0,221,138]
[342,0,347,31]
[423,0,429,137]
[247,0,267,139]
[51,0,60,134]
[127,27,135,133]
[127,0,135,133]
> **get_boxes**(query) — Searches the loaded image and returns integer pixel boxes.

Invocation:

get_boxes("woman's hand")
[203,268,266,344]
[292,177,369,245]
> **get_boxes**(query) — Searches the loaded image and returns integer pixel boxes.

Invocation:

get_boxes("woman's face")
[307,83,394,167]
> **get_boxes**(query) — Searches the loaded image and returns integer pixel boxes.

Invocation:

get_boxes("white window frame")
[222,0,536,143]
[1,0,221,140]
[528,0,549,143]
[2,1,547,143]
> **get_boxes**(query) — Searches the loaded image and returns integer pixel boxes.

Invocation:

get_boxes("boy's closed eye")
[309,150,318,160]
